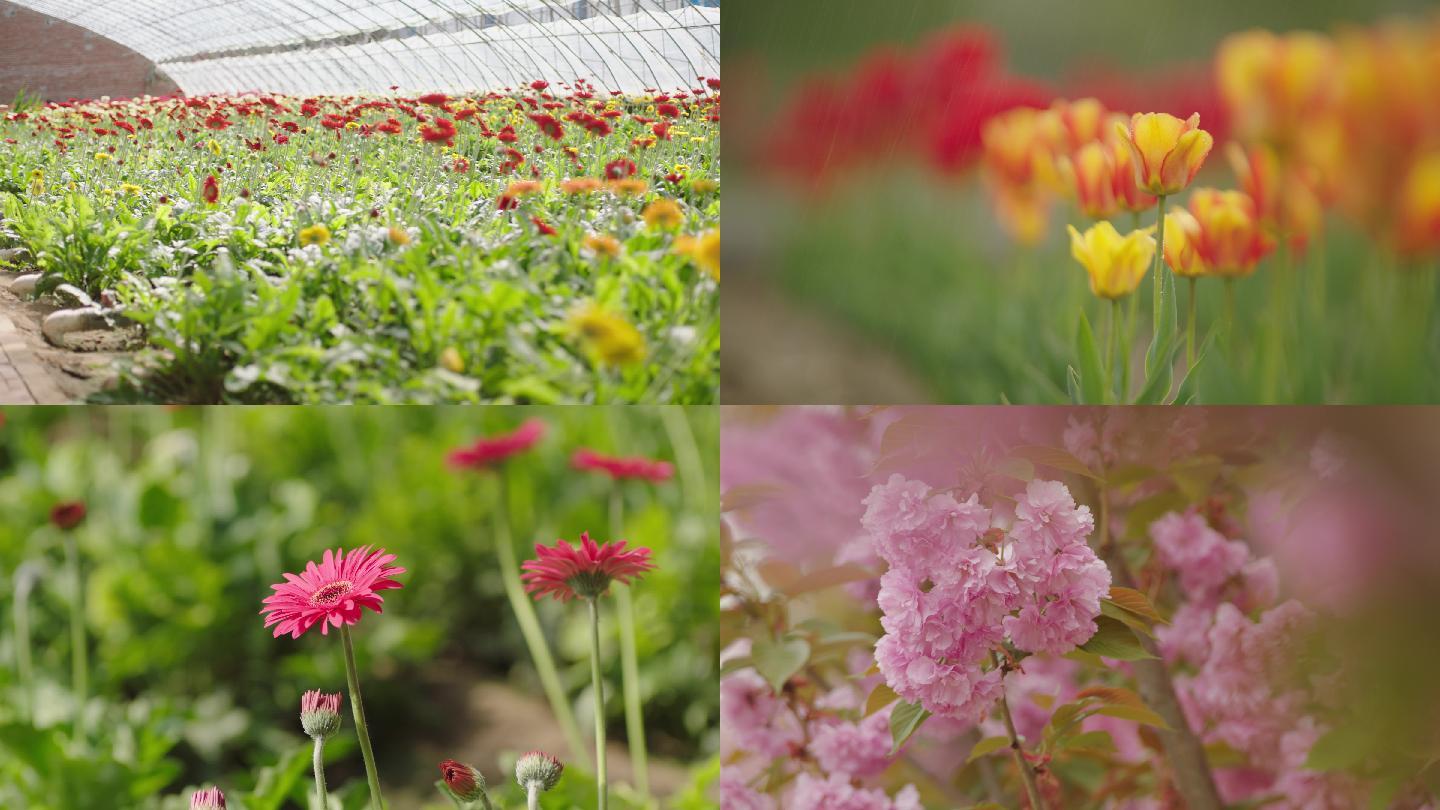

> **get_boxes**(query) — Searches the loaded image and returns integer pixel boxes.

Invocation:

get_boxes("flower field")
[0,406,721,809]
[720,406,1440,809]
[0,82,719,404]
[727,5,1440,404]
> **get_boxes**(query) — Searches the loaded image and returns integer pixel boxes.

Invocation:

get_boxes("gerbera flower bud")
[522,531,655,602]
[438,759,489,803]
[515,750,564,792]
[190,786,226,809]
[50,501,86,530]
[299,690,343,740]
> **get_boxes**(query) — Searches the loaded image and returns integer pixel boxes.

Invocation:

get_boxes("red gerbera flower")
[50,501,86,530]
[259,546,405,639]
[604,158,636,179]
[528,113,564,140]
[446,418,545,469]
[571,448,673,482]
[521,532,654,602]
[202,173,219,204]
[418,93,450,106]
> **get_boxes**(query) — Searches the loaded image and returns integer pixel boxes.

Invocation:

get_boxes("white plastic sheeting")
[9,0,719,94]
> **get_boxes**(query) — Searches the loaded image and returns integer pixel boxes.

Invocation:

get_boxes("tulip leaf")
[1075,310,1105,405]
[1170,326,1217,404]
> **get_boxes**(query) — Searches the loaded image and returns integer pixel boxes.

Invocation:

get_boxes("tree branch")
[995,654,1048,810]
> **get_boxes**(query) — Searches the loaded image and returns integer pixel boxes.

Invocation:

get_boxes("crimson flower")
[571,448,673,483]
[522,532,654,602]
[528,113,564,140]
[446,419,545,469]
[260,546,405,639]
[50,501,86,530]
[417,93,450,106]
[604,158,636,179]
[439,760,485,802]
[202,173,219,204]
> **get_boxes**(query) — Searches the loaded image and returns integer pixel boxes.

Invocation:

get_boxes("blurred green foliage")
[0,406,719,808]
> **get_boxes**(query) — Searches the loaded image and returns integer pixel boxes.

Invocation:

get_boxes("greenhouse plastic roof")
[9,0,719,95]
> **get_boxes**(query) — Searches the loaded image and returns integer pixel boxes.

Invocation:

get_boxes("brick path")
[0,313,68,403]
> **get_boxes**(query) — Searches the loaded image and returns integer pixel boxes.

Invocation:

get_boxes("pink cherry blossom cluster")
[865,475,1111,722]
[1144,510,1362,808]
[720,640,921,809]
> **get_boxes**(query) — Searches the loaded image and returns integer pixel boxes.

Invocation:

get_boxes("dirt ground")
[721,271,932,404]
[0,272,142,402]
[384,675,694,807]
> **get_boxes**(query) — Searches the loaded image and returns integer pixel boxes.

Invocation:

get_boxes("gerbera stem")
[587,597,609,810]
[340,624,385,810]
[527,782,542,810]
[492,476,588,764]
[609,487,650,801]
[64,535,87,722]
[312,737,328,810]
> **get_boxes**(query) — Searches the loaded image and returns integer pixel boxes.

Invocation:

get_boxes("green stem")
[1122,291,1138,397]
[588,597,609,810]
[527,782,541,810]
[312,737,329,810]
[1152,195,1167,329]
[341,624,385,810]
[1186,277,1198,370]
[65,535,87,724]
[1103,299,1116,403]
[609,487,649,801]
[492,475,588,764]
[13,565,34,722]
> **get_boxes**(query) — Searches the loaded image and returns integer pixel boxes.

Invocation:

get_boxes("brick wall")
[0,1,178,102]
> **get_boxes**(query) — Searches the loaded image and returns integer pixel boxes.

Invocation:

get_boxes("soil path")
[0,273,134,403]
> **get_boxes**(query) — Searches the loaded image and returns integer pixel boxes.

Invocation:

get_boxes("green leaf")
[864,682,900,717]
[1078,615,1156,660]
[1104,587,1167,625]
[889,700,930,754]
[1169,325,1216,404]
[1066,365,1083,404]
[1306,724,1375,771]
[1009,445,1100,480]
[751,633,810,694]
[1090,703,1170,730]
[967,735,1012,763]
[1076,310,1104,405]
[1063,729,1117,753]
[1134,334,1177,404]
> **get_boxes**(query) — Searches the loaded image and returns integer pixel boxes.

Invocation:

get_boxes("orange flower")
[1109,132,1158,214]
[982,107,1050,188]
[504,180,542,198]
[1395,152,1440,256]
[1217,29,1338,147]
[1114,112,1214,197]
[1063,141,1120,220]
[1173,188,1275,277]
[1040,97,1109,153]
[561,177,603,194]
[1227,142,1323,253]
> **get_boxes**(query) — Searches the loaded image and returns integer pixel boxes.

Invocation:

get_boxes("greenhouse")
[0,0,720,404]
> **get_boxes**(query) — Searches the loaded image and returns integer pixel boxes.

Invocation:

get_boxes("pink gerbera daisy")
[571,448,674,482]
[260,546,405,639]
[191,787,226,809]
[522,532,654,601]
[446,419,546,469]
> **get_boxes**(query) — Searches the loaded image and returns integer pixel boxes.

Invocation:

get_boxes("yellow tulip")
[1163,209,1207,278]
[1067,221,1156,299]
[1114,112,1214,196]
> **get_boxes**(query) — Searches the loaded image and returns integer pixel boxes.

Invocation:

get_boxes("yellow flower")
[299,224,332,247]
[1398,152,1440,255]
[119,183,142,197]
[675,229,720,281]
[642,198,684,229]
[439,347,464,373]
[1163,209,1207,278]
[27,169,44,196]
[387,225,412,246]
[504,180,543,198]
[567,303,646,367]
[1114,112,1214,196]
[690,178,719,194]
[93,152,113,163]
[207,139,222,156]
[345,121,360,131]
[1067,221,1156,299]
[608,178,649,196]
[584,233,622,258]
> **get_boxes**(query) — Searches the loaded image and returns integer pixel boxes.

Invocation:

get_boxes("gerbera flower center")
[309,580,354,606]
